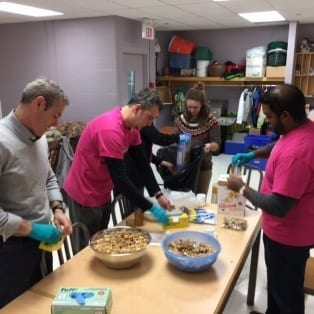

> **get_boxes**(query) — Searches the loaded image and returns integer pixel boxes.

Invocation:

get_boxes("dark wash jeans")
[263,233,310,314]
[0,236,52,308]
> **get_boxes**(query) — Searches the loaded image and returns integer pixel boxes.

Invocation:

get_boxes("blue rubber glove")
[150,204,169,225]
[232,151,255,166]
[179,133,190,143]
[29,223,62,245]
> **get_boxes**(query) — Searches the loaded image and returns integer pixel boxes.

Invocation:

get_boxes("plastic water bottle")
[176,139,185,171]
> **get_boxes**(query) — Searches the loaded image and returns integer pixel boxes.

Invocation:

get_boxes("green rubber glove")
[29,223,62,245]
[232,151,255,166]
[150,204,169,225]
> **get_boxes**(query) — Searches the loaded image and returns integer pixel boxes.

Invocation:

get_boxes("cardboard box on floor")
[216,174,246,217]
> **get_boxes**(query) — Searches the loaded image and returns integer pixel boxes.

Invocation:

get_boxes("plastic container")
[196,60,210,77]
[244,135,272,150]
[247,158,268,171]
[224,140,246,155]
[267,41,288,51]
[169,53,194,69]
[267,48,287,66]
[246,46,266,78]
[194,46,213,60]
[168,36,196,55]
[176,133,191,171]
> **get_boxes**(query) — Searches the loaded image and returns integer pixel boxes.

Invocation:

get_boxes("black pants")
[63,190,111,250]
[0,236,52,308]
[263,233,310,314]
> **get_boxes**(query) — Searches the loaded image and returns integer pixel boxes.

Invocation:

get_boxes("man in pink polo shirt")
[227,84,314,314]
[63,88,171,250]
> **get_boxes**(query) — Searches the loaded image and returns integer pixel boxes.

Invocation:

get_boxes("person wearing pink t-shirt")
[227,84,314,314]
[63,88,172,250]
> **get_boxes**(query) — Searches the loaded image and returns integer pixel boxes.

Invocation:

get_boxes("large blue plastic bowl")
[161,231,221,273]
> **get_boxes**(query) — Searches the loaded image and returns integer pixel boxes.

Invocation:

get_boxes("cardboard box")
[248,127,261,135]
[51,287,112,314]
[266,66,286,77]
[217,174,246,217]
[163,213,189,230]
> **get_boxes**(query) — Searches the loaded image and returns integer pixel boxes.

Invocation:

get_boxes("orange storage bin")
[168,36,196,55]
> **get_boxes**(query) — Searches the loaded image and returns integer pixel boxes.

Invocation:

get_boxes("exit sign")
[142,19,155,40]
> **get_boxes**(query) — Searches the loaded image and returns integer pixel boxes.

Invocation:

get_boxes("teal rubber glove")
[150,204,169,225]
[29,223,62,245]
[232,151,255,166]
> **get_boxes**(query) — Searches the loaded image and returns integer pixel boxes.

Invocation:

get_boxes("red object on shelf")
[168,36,196,55]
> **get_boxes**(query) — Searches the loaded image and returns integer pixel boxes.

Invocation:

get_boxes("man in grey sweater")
[0,78,72,308]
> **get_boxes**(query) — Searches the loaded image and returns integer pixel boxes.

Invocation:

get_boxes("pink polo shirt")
[63,107,141,207]
[261,120,314,246]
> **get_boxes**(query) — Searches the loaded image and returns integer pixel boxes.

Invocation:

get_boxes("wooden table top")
[3,206,261,314]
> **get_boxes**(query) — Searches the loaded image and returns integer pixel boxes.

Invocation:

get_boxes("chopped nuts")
[90,229,150,254]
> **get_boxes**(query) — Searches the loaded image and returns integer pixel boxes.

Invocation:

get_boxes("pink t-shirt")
[261,120,314,246]
[63,107,141,207]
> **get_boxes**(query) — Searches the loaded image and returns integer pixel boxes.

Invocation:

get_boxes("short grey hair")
[128,87,163,111]
[20,77,69,108]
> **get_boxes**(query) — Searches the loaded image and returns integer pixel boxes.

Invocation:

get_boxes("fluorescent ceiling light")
[0,2,63,17]
[239,10,285,23]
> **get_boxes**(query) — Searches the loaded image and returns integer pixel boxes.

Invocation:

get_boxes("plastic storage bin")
[224,141,245,155]
[168,36,196,55]
[244,135,272,150]
[247,158,268,170]
[244,135,272,170]
[169,53,194,69]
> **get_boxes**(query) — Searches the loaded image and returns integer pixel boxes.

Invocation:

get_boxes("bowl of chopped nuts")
[89,226,151,269]
[161,231,221,272]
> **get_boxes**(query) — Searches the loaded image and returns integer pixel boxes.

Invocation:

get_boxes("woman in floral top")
[175,82,221,195]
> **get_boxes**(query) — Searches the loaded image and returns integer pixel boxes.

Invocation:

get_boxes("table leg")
[247,228,261,305]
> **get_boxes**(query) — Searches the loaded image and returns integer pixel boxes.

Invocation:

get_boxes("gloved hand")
[232,151,255,166]
[150,204,169,225]
[29,223,62,245]
[179,133,190,143]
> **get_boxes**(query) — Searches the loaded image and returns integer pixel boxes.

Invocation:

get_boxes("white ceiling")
[0,0,313,31]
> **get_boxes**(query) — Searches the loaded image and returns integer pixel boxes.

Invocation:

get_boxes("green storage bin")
[194,46,213,60]
[267,48,287,66]
[267,41,287,51]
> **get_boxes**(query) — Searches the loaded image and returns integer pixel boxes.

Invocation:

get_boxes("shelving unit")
[156,76,284,87]
[294,52,314,97]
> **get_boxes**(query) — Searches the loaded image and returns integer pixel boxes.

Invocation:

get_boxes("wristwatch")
[239,184,246,195]
[51,202,66,213]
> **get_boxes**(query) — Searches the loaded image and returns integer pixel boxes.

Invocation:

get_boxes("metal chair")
[40,221,90,276]
[227,163,264,210]
[304,256,314,295]
[111,194,135,226]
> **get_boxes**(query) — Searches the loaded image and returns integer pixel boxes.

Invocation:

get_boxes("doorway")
[123,53,147,104]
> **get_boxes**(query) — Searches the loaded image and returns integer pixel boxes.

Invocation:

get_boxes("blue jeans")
[263,233,310,314]
[0,236,52,308]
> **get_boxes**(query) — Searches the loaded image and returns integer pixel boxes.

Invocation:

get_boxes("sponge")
[39,237,65,252]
